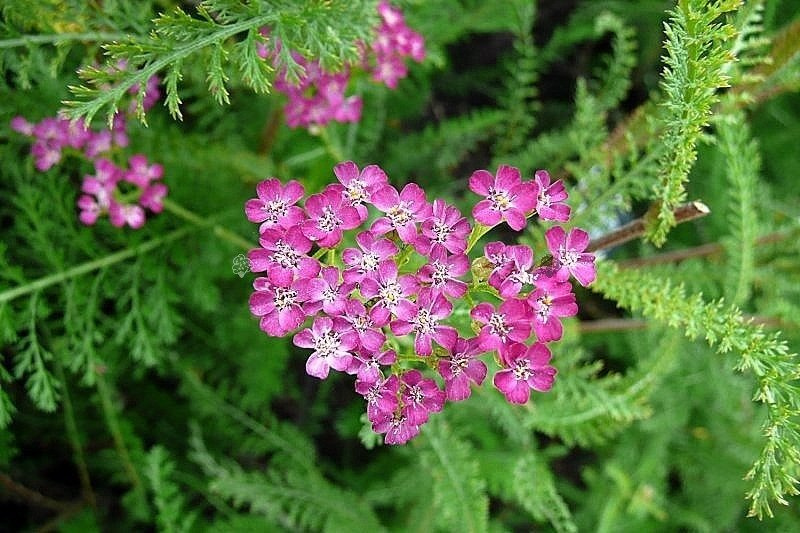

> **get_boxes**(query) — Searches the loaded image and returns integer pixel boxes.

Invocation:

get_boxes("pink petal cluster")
[11,70,165,230]
[259,1,425,129]
[244,160,596,444]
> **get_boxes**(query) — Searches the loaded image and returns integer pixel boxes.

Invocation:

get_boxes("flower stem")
[318,127,345,161]
[587,201,710,253]
[465,223,493,254]
[162,198,252,250]
[0,226,194,305]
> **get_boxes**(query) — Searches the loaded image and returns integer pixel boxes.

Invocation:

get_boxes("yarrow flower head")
[243,160,595,445]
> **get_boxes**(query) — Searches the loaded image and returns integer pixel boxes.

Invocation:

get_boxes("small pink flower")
[10,116,34,135]
[84,130,113,159]
[372,409,419,445]
[391,289,457,356]
[359,260,418,313]
[348,347,396,383]
[417,245,469,299]
[139,183,168,213]
[299,265,354,316]
[109,201,146,229]
[370,183,432,243]
[301,185,361,248]
[357,374,400,424]
[293,316,358,379]
[469,165,537,231]
[527,276,578,342]
[125,154,163,187]
[400,369,445,425]
[533,170,570,222]
[416,199,471,255]
[493,342,556,404]
[341,299,390,352]
[491,244,535,298]
[248,227,320,285]
[77,195,102,225]
[484,242,513,272]
[333,161,389,222]
[545,226,596,286]
[437,336,487,401]
[249,276,312,337]
[342,230,399,284]
[245,178,306,232]
[471,298,531,351]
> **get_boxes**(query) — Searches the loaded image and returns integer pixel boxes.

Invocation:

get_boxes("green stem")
[318,127,345,161]
[95,371,146,505]
[0,32,130,49]
[161,199,252,250]
[54,359,97,510]
[0,226,193,305]
[465,223,493,253]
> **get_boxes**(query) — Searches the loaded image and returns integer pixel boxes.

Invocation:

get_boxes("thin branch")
[578,314,791,334]
[0,471,77,512]
[0,32,129,49]
[587,201,711,253]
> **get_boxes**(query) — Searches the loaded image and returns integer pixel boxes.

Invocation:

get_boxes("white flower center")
[271,241,300,268]
[263,199,288,223]
[360,252,380,273]
[346,180,369,204]
[512,359,532,381]
[317,206,342,233]
[273,287,297,311]
[538,191,551,208]
[321,286,338,303]
[352,315,373,332]
[488,187,512,211]
[535,295,553,323]
[432,220,452,243]
[412,308,438,334]
[314,330,341,358]
[558,245,579,267]
[431,261,451,286]
[488,312,510,339]
[379,281,403,308]
[387,202,413,227]
[406,385,424,405]
[449,353,469,376]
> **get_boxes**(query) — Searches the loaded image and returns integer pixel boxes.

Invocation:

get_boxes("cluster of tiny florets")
[11,72,166,229]
[245,161,596,444]
[260,1,424,129]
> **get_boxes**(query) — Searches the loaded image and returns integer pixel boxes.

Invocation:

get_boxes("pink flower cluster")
[244,161,595,445]
[263,1,425,128]
[11,74,166,229]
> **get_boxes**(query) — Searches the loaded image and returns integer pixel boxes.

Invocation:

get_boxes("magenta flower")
[370,183,432,243]
[249,276,311,337]
[341,299,390,352]
[299,266,354,316]
[244,178,306,232]
[356,374,400,424]
[348,347,396,383]
[400,370,445,425]
[437,336,487,402]
[10,116,34,135]
[301,185,361,248]
[391,290,457,356]
[248,227,320,285]
[527,276,578,342]
[139,183,168,213]
[417,245,469,299]
[372,409,420,445]
[293,317,358,379]
[109,201,146,229]
[368,1,426,88]
[491,244,536,298]
[493,342,557,404]
[533,170,570,222]
[469,165,537,231]
[84,130,113,159]
[545,226,596,286]
[342,230,399,283]
[359,260,418,313]
[333,161,388,221]
[125,154,163,187]
[484,242,513,272]
[471,298,531,351]
[416,199,471,255]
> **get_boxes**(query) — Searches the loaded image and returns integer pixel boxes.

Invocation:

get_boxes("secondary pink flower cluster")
[261,1,424,128]
[244,162,595,444]
[11,74,166,229]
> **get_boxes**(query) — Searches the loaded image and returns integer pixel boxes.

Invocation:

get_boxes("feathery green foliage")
[647,0,739,245]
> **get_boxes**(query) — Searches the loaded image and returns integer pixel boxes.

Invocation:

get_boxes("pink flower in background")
[469,165,537,231]
[245,178,306,232]
[125,154,163,187]
[545,226,596,286]
[493,342,557,404]
[369,1,426,88]
[139,183,168,213]
[109,201,146,229]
